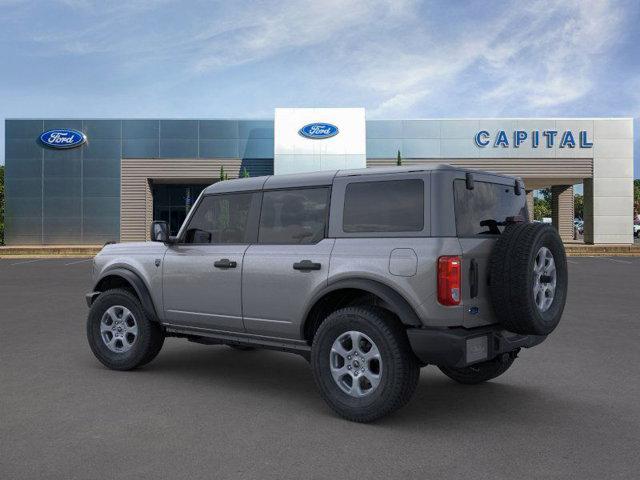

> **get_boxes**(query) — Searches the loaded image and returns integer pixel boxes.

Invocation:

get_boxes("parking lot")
[1,257,639,479]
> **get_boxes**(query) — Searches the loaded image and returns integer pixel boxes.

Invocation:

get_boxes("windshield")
[454,179,528,236]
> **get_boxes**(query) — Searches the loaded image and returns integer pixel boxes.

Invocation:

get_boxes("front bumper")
[85,291,100,308]
[407,325,546,368]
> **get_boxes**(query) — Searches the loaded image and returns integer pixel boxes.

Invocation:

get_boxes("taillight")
[437,256,461,306]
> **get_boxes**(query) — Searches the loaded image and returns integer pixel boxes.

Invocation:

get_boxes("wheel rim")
[100,305,138,353]
[329,331,382,397]
[533,246,557,312]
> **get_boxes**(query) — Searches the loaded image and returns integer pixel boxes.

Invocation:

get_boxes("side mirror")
[150,221,170,242]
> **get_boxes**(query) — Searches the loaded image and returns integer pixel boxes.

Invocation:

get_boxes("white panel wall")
[591,119,634,244]
[274,108,366,175]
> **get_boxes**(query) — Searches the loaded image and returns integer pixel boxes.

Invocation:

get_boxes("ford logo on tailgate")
[39,129,87,149]
[298,123,339,139]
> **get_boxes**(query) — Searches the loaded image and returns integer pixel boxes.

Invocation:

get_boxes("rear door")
[242,187,333,340]
[453,177,528,328]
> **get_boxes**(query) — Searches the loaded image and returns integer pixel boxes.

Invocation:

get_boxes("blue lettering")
[531,130,539,148]
[579,130,593,148]
[560,131,576,148]
[474,130,490,147]
[543,130,557,147]
[513,130,527,148]
[494,130,509,147]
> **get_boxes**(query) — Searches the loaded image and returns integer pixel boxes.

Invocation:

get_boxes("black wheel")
[228,344,255,351]
[439,353,516,385]
[489,223,568,335]
[86,288,164,371]
[311,306,419,423]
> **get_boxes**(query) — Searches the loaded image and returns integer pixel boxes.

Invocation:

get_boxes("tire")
[489,223,568,335]
[86,288,164,371]
[439,353,516,385]
[311,306,419,423]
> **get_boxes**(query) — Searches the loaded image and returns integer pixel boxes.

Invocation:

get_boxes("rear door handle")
[469,259,479,298]
[293,260,321,271]
[214,258,237,269]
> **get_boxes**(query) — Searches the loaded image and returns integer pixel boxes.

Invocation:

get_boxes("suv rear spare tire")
[489,223,568,335]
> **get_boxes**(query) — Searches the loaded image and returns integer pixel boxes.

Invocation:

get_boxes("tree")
[219,165,228,181]
[241,167,250,178]
[533,197,551,221]
[0,165,4,245]
[396,150,402,166]
[574,193,584,220]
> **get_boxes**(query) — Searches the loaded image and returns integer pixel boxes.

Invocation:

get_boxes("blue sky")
[1,0,638,177]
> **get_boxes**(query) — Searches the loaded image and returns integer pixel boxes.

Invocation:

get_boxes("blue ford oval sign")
[39,129,87,149]
[298,123,339,139]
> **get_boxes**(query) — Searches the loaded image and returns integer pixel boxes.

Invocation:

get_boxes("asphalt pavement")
[1,256,639,479]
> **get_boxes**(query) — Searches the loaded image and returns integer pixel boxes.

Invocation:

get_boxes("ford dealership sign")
[298,123,339,139]
[474,129,593,149]
[39,129,86,149]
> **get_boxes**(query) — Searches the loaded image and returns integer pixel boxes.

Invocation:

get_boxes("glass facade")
[4,119,276,245]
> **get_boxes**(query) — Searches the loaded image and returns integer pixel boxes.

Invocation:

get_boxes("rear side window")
[259,188,329,244]
[184,193,254,244]
[343,179,424,233]
[454,180,527,236]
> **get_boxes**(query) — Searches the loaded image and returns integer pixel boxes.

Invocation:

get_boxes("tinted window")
[259,188,329,244]
[343,179,424,233]
[184,193,254,244]
[454,180,527,236]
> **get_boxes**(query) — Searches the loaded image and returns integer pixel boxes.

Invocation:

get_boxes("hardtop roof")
[203,164,517,194]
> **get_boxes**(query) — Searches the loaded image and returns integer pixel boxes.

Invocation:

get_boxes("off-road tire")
[311,306,420,423]
[87,288,164,371]
[439,354,516,385]
[489,223,568,335]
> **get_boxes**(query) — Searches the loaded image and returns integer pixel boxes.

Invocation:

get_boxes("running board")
[163,323,312,359]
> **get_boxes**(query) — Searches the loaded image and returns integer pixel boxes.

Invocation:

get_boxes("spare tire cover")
[489,223,568,335]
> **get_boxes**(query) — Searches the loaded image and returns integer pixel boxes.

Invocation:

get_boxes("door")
[453,178,528,328]
[242,187,334,339]
[162,191,260,332]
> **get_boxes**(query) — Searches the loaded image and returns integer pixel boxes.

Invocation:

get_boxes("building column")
[525,190,534,222]
[583,179,594,244]
[551,185,574,242]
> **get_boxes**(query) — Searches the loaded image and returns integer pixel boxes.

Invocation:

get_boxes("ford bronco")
[86,165,567,422]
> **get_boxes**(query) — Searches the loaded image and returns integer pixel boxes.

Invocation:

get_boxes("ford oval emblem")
[298,123,339,139]
[39,129,87,149]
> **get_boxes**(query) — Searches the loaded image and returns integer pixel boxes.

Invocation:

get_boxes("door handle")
[469,259,479,298]
[293,260,321,271]
[214,258,237,269]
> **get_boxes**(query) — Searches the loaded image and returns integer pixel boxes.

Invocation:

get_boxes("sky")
[0,0,638,177]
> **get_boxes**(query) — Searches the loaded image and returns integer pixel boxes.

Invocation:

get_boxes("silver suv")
[86,165,567,422]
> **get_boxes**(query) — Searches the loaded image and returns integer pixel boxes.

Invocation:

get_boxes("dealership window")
[454,180,527,236]
[184,193,254,244]
[343,179,424,232]
[258,188,329,244]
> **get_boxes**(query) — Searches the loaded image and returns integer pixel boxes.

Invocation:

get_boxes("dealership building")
[4,109,634,245]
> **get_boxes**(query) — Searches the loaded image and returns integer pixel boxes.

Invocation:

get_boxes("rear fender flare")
[302,278,422,338]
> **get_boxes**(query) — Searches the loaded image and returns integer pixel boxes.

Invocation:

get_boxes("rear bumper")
[407,325,546,368]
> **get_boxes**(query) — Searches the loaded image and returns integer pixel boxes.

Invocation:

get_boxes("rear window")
[258,188,329,244]
[454,180,527,236]
[343,179,424,233]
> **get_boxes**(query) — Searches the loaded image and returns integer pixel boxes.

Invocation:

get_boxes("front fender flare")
[91,267,160,321]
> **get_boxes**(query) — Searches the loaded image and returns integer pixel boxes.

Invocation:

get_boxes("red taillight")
[437,256,461,306]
